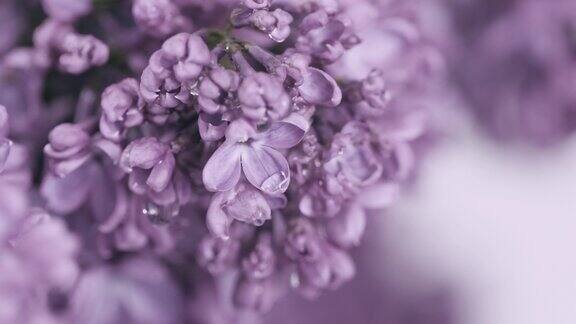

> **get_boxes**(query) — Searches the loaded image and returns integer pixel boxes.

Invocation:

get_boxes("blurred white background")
[379,112,576,324]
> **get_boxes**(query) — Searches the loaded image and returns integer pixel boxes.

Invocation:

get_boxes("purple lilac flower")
[231,1,294,43]
[132,0,191,38]
[57,33,110,74]
[100,78,145,141]
[0,0,442,320]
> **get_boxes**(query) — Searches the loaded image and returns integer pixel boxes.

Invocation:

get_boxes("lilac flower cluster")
[0,0,441,321]
[444,0,576,144]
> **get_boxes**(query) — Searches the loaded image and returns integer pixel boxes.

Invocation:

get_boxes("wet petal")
[41,163,94,214]
[221,185,271,226]
[202,142,242,192]
[147,152,175,192]
[241,145,290,194]
[256,114,309,149]
[121,137,166,171]
[206,193,231,239]
[298,67,342,107]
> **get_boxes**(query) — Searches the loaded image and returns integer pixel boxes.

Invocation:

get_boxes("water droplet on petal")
[143,202,179,225]
[189,80,199,96]
[290,272,300,288]
[260,171,289,194]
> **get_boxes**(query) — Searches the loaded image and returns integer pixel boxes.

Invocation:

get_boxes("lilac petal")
[221,185,271,226]
[99,116,122,141]
[357,182,400,209]
[97,184,128,233]
[53,153,92,178]
[265,194,287,210]
[0,138,12,172]
[202,142,242,192]
[298,67,342,107]
[121,138,166,171]
[233,277,278,313]
[256,114,309,149]
[174,169,192,205]
[326,203,366,248]
[225,119,256,143]
[93,137,122,164]
[325,246,355,289]
[241,145,290,194]
[198,113,226,141]
[128,169,148,195]
[206,193,231,239]
[47,123,91,154]
[148,182,177,205]
[146,152,175,192]
[41,163,94,214]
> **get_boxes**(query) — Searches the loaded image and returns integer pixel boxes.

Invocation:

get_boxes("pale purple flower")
[251,9,294,42]
[247,45,342,107]
[44,123,93,178]
[197,234,241,275]
[347,69,392,116]
[323,121,383,190]
[120,137,176,194]
[99,78,145,142]
[296,9,359,63]
[132,0,190,37]
[233,275,280,312]
[238,72,291,121]
[202,116,308,194]
[294,244,355,298]
[57,33,110,74]
[140,33,211,108]
[242,233,276,280]
[156,32,211,85]
[95,186,176,254]
[243,0,271,10]
[140,62,191,109]
[284,218,323,262]
[0,0,440,318]
[197,67,241,115]
[206,182,272,238]
[231,1,293,42]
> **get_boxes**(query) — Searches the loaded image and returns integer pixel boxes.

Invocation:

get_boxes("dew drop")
[143,202,179,225]
[290,272,300,288]
[189,80,200,96]
[260,171,289,194]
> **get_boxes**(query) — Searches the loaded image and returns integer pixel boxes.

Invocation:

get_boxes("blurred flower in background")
[443,0,576,145]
